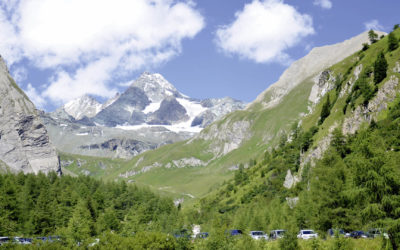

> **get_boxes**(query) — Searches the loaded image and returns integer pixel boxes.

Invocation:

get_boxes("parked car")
[269,230,286,240]
[228,229,243,236]
[173,229,191,239]
[327,228,345,237]
[14,237,32,245]
[0,237,10,245]
[36,236,61,243]
[297,230,318,240]
[195,232,209,239]
[249,231,268,240]
[367,228,389,239]
[349,231,367,239]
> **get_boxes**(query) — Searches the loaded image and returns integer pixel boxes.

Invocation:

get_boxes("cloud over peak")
[215,0,314,65]
[364,19,384,31]
[0,0,205,104]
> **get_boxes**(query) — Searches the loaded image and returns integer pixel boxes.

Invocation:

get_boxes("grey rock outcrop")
[0,56,60,174]
[343,75,399,135]
[80,138,156,159]
[148,97,189,125]
[393,61,400,74]
[308,70,334,104]
[197,119,252,156]
[283,169,300,189]
[93,86,150,126]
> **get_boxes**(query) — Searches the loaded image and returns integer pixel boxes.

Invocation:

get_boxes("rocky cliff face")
[0,56,61,174]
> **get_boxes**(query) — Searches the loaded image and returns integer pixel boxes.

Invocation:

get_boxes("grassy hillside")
[61,28,400,205]
[175,27,400,249]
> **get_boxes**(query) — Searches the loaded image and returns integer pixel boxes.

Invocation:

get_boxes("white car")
[297,230,318,240]
[249,231,268,240]
[270,230,286,239]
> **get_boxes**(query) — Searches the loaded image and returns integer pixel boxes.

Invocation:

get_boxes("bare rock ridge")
[251,30,386,110]
[0,55,61,174]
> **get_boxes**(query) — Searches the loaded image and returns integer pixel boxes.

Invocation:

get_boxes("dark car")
[349,231,367,239]
[196,232,209,239]
[228,229,243,236]
[36,236,61,243]
[173,229,191,239]
[0,237,10,245]
[327,229,345,237]
[14,237,33,245]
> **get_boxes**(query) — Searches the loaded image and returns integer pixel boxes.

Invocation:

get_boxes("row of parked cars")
[227,229,318,240]
[0,236,60,246]
[327,228,389,239]
[184,228,388,241]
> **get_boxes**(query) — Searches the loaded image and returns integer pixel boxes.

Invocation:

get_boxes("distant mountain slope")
[44,72,245,159]
[0,56,61,174]
[62,30,391,200]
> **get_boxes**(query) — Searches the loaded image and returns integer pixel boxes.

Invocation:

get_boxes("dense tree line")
[0,173,181,247]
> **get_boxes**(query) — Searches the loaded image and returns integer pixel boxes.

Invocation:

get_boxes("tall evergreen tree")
[388,32,399,52]
[373,51,388,84]
[319,94,331,125]
[368,29,378,44]
[65,199,94,245]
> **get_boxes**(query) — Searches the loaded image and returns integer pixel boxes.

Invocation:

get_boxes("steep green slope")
[180,27,400,249]
[62,30,393,201]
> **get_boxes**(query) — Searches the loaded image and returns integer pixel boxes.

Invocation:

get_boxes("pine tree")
[66,199,94,245]
[388,32,399,52]
[319,94,331,125]
[373,51,388,84]
[368,29,378,44]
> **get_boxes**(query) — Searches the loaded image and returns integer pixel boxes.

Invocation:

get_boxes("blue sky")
[0,0,399,111]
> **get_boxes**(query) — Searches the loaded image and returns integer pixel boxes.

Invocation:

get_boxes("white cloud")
[364,19,384,31]
[0,0,204,106]
[24,83,46,108]
[11,66,27,83]
[215,0,314,64]
[313,0,332,9]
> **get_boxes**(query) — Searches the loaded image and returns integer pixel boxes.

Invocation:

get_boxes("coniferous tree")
[373,51,388,84]
[65,199,94,245]
[368,29,378,44]
[388,32,399,51]
[319,94,331,125]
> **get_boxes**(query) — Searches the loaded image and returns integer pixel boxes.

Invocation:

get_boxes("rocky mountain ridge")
[250,30,386,110]
[43,72,246,158]
[0,56,61,174]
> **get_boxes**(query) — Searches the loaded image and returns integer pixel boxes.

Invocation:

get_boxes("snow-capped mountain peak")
[63,94,102,120]
[131,72,182,102]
